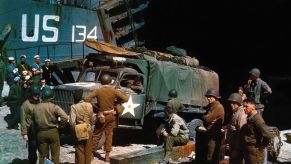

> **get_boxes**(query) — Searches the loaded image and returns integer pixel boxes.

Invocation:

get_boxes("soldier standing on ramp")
[85,74,128,162]
[226,93,247,164]
[241,100,272,164]
[33,88,68,164]
[203,89,225,164]
[245,68,272,116]
[69,90,94,164]
[20,85,40,164]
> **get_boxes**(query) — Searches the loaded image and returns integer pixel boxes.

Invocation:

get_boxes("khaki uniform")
[85,86,128,152]
[227,106,247,164]
[167,98,185,113]
[241,110,271,164]
[203,101,225,164]
[33,101,68,164]
[20,99,39,164]
[69,100,94,164]
[162,113,189,152]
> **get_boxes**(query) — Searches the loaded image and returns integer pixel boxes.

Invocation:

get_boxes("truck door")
[118,73,146,126]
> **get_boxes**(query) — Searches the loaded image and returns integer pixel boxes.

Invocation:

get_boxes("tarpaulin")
[84,39,137,56]
[144,55,219,106]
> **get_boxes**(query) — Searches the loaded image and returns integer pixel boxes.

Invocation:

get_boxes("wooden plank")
[110,141,195,164]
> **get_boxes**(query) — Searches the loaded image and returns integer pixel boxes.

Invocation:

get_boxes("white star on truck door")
[122,95,140,117]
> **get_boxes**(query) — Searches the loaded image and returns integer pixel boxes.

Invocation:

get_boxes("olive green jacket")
[20,99,39,135]
[167,98,185,113]
[33,101,68,131]
[7,83,22,106]
[241,110,272,148]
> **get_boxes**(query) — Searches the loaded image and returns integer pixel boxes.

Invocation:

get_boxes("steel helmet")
[228,93,243,105]
[29,85,40,96]
[168,89,178,98]
[42,87,54,100]
[100,74,112,85]
[249,68,260,78]
[205,88,220,99]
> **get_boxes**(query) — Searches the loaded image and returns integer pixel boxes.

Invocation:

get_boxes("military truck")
[53,39,219,132]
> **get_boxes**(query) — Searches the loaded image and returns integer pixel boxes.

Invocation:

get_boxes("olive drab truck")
[53,39,219,135]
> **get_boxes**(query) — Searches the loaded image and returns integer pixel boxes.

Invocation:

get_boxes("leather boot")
[105,151,110,162]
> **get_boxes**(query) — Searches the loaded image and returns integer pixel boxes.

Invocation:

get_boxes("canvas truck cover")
[144,55,219,106]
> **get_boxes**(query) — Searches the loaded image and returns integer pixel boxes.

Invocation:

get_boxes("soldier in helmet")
[245,68,272,116]
[33,87,68,164]
[167,89,185,113]
[226,93,247,164]
[156,89,185,145]
[85,74,128,162]
[202,88,225,164]
[20,85,40,164]
[158,106,189,163]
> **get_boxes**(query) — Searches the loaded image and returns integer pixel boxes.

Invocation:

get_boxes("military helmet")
[205,88,220,99]
[168,89,178,98]
[100,74,112,85]
[42,87,54,100]
[228,93,243,105]
[29,85,40,96]
[249,68,260,78]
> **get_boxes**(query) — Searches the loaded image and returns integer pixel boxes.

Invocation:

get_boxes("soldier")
[69,90,94,164]
[167,89,185,113]
[203,88,225,164]
[156,89,185,145]
[20,85,40,164]
[31,55,43,86]
[158,106,189,163]
[42,59,54,86]
[245,68,272,116]
[0,53,5,106]
[241,100,272,164]
[226,93,247,164]
[6,76,22,129]
[85,74,128,162]
[6,57,18,87]
[33,88,68,164]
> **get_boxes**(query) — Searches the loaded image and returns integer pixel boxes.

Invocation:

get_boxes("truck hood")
[54,82,102,91]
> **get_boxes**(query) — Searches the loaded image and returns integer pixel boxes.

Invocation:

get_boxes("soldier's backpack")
[267,126,283,161]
